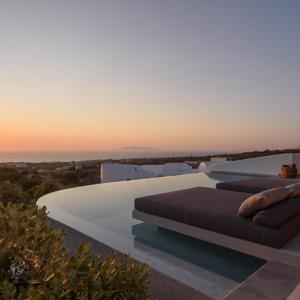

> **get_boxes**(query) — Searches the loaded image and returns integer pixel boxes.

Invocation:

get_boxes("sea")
[0,151,223,163]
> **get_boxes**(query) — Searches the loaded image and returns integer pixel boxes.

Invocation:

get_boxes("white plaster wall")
[101,163,136,183]
[101,162,199,183]
[207,154,294,176]
[162,163,192,176]
[141,165,164,176]
[198,161,230,172]
[101,163,155,183]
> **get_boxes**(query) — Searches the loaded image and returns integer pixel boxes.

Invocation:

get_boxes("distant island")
[115,146,159,152]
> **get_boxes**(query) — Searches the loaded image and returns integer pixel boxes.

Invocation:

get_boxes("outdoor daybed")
[216,177,300,194]
[132,186,300,267]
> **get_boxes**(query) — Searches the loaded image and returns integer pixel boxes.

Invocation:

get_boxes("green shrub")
[18,177,41,192]
[25,181,59,202]
[0,180,24,205]
[0,168,21,183]
[0,203,149,299]
[60,172,79,186]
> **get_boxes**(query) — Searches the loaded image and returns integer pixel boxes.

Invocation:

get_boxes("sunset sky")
[1,0,299,152]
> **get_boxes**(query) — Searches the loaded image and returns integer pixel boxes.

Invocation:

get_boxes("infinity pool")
[38,172,265,299]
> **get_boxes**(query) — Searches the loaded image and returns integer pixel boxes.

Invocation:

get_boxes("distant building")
[140,165,163,177]
[101,162,199,183]
[38,169,55,175]
[15,163,28,168]
[55,165,73,172]
[185,160,200,168]
[101,163,154,183]
[75,161,98,170]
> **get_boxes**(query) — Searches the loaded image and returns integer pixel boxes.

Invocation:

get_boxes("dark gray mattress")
[216,177,300,194]
[134,187,300,248]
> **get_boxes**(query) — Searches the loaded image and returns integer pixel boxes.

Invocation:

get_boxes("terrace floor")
[224,260,300,299]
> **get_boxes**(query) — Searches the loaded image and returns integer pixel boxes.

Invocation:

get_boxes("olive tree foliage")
[0,202,149,299]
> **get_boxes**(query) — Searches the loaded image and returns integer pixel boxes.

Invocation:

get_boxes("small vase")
[279,164,298,178]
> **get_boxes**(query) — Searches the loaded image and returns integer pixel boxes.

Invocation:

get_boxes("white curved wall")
[101,162,199,183]
[101,163,154,183]
[162,163,192,176]
[208,154,295,176]
[141,165,163,176]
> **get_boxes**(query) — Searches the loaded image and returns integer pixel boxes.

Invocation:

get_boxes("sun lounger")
[132,187,300,267]
[216,177,300,194]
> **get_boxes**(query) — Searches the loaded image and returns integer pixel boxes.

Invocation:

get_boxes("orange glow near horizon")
[1,81,297,152]
[1,114,294,152]
[1,84,297,152]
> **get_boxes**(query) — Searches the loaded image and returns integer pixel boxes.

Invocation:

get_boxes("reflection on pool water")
[38,172,264,299]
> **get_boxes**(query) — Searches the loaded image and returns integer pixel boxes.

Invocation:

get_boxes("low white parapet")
[101,163,155,183]
[202,153,298,176]
[101,162,199,183]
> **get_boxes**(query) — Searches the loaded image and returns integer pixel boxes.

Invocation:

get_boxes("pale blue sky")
[1,0,299,151]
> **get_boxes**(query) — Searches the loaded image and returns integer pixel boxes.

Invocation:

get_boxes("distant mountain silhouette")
[115,146,159,152]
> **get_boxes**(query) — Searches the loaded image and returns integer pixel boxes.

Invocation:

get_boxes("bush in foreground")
[0,203,149,299]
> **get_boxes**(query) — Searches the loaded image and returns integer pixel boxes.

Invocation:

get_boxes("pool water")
[133,224,264,282]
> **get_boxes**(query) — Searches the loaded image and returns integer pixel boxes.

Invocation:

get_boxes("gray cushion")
[216,178,300,194]
[253,196,300,228]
